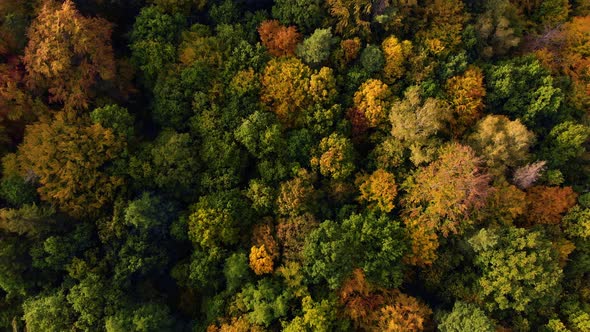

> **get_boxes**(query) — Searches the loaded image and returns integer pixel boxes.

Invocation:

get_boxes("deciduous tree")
[23,0,116,109]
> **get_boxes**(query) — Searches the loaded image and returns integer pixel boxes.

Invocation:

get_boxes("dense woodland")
[0,0,590,331]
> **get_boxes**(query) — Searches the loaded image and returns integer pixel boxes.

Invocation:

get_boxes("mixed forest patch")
[1,0,590,331]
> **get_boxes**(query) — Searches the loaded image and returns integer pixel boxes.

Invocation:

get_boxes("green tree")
[470,227,563,313]
[272,0,325,34]
[296,28,335,66]
[130,6,184,83]
[90,105,135,139]
[304,213,407,289]
[438,302,495,332]
[105,303,175,332]
[541,121,590,168]
[23,291,75,332]
[485,56,564,130]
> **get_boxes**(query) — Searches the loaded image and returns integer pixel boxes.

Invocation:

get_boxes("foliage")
[438,302,495,332]
[23,0,115,110]
[258,20,301,57]
[15,112,124,218]
[470,227,563,313]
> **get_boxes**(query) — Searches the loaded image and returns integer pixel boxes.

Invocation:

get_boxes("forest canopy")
[0,0,590,331]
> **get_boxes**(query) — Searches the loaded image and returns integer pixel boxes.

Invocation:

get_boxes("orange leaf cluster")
[258,20,301,57]
[524,186,578,226]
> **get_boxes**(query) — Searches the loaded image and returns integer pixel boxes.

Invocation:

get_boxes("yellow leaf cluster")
[249,244,274,275]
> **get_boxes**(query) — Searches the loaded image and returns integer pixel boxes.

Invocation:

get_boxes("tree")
[541,121,590,168]
[467,115,535,172]
[148,0,206,14]
[129,129,200,198]
[234,111,284,159]
[417,0,468,53]
[296,28,335,66]
[446,67,486,136]
[438,302,495,332]
[130,5,184,83]
[377,292,433,332]
[563,206,590,240]
[272,0,325,34]
[360,45,385,74]
[353,79,391,128]
[249,245,274,275]
[485,56,563,130]
[512,161,546,189]
[304,213,407,289]
[187,190,251,249]
[260,57,312,127]
[23,0,116,110]
[311,133,356,180]
[470,227,563,313]
[232,278,292,327]
[277,213,319,262]
[258,20,301,57]
[325,0,372,38]
[381,36,412,84]
[90,104,135,139]
[403,143,491,237]
[474,0,522,58]
[105,303,175,332]
[389,86,451,165]
[357,169,398,213]
[15,112,124,218]
[276,169,316,217]
[23,291,75,332]
[524,186,577,226]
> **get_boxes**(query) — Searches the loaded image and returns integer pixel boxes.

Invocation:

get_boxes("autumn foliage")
[23,0,116,110]
[258,20,301,57]
[524,186,578,226]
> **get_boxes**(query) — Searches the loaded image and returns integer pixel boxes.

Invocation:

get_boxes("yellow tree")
[381,36,413,84]
[260,57,312,127]
[326,0,372,38]
[357,169,398,213]
[403,143,491,237]
[23,0,116,110]
[446,67,486,137]
[353,79,391,128]
[14,111,125,218]
[249,245,274,275]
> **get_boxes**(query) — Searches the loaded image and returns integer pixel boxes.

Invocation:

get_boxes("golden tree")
[446,67,486,137]
[15,111,124,218]
[353,79,391,128]
[23,0,116,110]
[358,169,398,213]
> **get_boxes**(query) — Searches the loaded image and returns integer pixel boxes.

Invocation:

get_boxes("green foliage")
[232,278,292,327]
[296,28,335,66]
[541,121,590,168]
[470,227,563,313]
[105,303,175,332]
[360,44,385,74]
[23,291,75,332]
[304,213,407,289]
[271,0,325,34]
[0,176,36,206]
[91,105,135,139]
[130,6,184,83]
[439,301,495,332]
[485,56,563,130]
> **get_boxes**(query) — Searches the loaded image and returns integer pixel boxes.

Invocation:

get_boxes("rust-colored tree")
[524,186,577,226]
[258,20,301,57]
[23,0,116,110]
